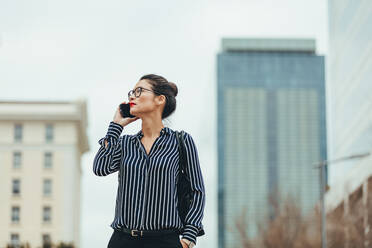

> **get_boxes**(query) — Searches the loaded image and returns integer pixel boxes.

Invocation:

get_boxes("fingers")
[118,101,126,108]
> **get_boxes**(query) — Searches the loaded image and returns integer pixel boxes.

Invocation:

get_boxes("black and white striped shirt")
[93,121,205,244]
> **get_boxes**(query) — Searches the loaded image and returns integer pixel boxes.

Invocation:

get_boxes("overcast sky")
[0,0,328,247]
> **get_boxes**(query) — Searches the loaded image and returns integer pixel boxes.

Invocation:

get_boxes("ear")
[155,95,166,106]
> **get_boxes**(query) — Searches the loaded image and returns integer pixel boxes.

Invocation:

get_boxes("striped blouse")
[93,121,206,244]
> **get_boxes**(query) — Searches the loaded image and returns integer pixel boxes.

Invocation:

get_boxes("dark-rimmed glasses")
[128,87,163,99]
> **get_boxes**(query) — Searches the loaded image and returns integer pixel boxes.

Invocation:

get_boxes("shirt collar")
[133,126,172,139]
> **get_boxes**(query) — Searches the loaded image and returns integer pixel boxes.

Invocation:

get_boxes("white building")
[325,1,372,245]
[327,0,372,185]
[0,99,89,248]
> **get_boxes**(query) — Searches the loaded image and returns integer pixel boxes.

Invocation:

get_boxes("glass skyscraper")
[217,38,327,248]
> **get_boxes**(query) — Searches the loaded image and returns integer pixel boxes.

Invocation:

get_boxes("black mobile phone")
[119,103,136,118]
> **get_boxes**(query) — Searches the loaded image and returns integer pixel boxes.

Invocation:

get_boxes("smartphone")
[119,103,136,118]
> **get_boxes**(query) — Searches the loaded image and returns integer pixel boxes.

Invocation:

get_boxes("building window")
[43,206,51,223]
[43,179,52,197]
[12,179,20,196]
[45,124,54,143]
[13,152,22,169]
[42,234,52,247]
[44,152,53,169]
[14,124,22,142]
[11,206,20,223]
[10,233,20,247]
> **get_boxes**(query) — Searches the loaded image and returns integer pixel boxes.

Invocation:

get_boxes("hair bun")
[168,82,178,97]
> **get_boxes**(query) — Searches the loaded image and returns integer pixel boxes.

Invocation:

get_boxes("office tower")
[217,38,326,248]
[0,99,89,248]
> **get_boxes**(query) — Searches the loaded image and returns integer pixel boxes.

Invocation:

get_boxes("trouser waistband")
[116,227,180,237]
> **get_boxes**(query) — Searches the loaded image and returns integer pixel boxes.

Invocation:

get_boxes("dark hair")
[140,74,178,119]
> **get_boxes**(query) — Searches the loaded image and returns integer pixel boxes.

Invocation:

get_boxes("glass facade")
[217,39,326,248]
[328,0,372,185]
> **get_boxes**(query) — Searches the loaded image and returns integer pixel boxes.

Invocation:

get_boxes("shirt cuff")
[97,122,123,155]
[106,121,123,139]
[181,224,198,245]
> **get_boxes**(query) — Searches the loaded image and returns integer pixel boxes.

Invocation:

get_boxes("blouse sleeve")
[93,121,123,176]
[180,132,206,245]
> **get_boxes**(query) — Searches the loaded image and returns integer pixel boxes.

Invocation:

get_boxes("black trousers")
[107,229,183,248]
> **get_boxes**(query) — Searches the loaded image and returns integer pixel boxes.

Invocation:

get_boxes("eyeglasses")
[127,87,163,99]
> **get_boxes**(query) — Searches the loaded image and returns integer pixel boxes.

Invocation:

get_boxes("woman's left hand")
[180,238,195,248]
[180,239,188,248]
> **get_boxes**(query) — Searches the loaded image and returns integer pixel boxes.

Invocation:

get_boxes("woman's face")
[128,79,165,117]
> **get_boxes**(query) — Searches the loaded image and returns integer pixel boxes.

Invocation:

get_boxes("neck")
[140,114,164,139]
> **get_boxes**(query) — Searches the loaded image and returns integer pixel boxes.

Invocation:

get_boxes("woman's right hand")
[113,102,139,127]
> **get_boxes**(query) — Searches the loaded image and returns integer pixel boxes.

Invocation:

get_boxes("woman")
[93,74,206,248]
